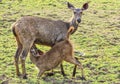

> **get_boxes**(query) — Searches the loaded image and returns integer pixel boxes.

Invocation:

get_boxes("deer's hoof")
[23,74,27,79]
[46,72,54,76]
[80,76,86,80]
[62,73,67,77]
[17,73,21,77]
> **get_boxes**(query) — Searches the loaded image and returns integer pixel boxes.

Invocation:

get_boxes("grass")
[0,0,120,84]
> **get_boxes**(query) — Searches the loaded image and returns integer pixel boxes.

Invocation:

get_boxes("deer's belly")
[34,34,65,46]
[34,39,53,46]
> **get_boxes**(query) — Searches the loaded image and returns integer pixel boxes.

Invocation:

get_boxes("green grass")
[0,0,120,84]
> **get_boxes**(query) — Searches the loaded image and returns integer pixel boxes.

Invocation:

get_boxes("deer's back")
[13,16,69,46]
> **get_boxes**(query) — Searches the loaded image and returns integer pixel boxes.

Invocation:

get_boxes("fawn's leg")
[60,63,66,76]
[37,70,45,78]
[72,57,79,77]
[72,65,77,77]
[65,57,85,80]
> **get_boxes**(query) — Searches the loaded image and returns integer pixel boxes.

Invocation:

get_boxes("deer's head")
[67,2,89,24]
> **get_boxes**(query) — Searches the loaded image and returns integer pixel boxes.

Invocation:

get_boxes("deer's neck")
[69,18,79,34]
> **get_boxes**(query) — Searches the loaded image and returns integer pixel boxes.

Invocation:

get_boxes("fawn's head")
[30,46,43,57]
[67,2,89,24]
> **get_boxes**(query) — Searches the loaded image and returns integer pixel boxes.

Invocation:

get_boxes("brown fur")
[30,27,85,79]
[12,2,89,79]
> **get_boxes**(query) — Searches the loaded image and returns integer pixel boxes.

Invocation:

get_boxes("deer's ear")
[82,2,89,10]
[67,2,75,10]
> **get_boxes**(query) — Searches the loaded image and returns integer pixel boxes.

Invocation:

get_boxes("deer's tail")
[11,23,22,46]
[12,24,17,37]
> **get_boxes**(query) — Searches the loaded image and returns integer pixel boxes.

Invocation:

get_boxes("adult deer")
[12,2,89,79]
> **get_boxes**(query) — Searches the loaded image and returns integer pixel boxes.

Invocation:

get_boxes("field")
[0,0,120,84]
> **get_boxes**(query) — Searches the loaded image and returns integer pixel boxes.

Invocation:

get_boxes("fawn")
[30,26,85,80]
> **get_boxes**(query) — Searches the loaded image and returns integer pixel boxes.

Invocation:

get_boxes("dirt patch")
[0,74,9,84]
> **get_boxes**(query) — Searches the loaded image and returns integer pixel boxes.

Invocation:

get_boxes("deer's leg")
[65,57,85,80]
[20,48,29,79]
[60,63,66,76]
[14,37,22,76]
[14,45,22,76]
[20,41,34,79]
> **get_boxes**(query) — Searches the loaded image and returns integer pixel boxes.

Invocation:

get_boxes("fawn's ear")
[68,26,74,33]
[82,2,89,10]
[66,26,74,38]
[67,2,75,10]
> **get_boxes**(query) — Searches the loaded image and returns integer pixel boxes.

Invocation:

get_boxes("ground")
[0,0,120,84]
